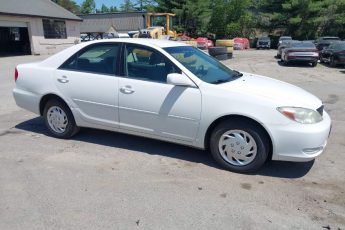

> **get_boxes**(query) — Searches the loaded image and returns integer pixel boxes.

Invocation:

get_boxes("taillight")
[14,67,18,82]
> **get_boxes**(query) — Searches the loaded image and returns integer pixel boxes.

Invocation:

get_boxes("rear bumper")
[13,87,41,115]
[257,44,270,48]
[287,56,318,62]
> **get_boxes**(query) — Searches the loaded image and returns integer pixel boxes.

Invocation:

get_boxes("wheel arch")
[204,114,273,160]
[39,93,69,116]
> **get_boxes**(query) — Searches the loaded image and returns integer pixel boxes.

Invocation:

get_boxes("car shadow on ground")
[340,70,345,74]
[319,62,345,70]
[15,117,314,179]
[277,60,315,68]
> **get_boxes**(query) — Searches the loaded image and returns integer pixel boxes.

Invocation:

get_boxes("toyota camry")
[13,39,331,173]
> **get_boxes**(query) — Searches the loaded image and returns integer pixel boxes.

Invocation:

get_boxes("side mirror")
[167,73,196,87]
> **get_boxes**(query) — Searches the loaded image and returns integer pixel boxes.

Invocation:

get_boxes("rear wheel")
[209,120,270,173]
[43,99,79,138]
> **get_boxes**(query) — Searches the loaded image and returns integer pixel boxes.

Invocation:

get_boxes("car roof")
[83,38,190,48]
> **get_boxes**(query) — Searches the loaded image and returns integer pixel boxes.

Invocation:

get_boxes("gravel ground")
[0,50,344,230]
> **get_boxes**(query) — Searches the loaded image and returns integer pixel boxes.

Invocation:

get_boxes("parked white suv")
[13,39,331,173]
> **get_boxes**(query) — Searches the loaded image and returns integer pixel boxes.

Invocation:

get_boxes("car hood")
[216,72,322,109]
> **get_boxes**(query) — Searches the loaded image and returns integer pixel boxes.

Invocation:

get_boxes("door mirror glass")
[167,73,196,87]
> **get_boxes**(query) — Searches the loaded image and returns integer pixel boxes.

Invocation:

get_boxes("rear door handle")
[120,86,135,94]
[57,76,69,83]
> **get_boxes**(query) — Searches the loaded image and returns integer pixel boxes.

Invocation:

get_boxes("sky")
[75,0,123,8]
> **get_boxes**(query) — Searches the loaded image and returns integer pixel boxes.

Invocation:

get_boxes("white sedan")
[13,39,331,173]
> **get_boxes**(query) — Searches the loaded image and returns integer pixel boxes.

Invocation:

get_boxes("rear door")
[55,43,120,127]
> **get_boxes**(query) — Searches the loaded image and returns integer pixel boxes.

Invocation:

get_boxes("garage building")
[0,0,81,56]
[79,12,147,39]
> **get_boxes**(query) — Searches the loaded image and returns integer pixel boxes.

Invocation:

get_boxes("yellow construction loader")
[134,13,177,39]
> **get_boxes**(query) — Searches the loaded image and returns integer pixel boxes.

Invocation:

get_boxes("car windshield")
[291,42,316,48]
[164,46,241,84]
[280,37,292,41]
[259,37,270,41]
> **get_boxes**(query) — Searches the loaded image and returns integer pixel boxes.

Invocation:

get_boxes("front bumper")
[270,111,331,162]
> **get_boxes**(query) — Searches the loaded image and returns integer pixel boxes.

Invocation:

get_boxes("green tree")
[258,0,345,39]
[209,0,255,38]
[120,0,136,12]
[80,0,96,14]
[109,6,119,13]
[51,0,80,14]
[155,0,212,36]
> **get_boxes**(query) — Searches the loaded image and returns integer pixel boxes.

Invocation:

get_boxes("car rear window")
[291,42,316,48]
[60,43,120,75]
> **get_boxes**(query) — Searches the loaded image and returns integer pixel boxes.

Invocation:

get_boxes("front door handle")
[57,76,69,83]
[120,86,135,94]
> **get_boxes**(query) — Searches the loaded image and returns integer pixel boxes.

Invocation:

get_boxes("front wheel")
[311,62,317,67]
[43,99,79,139]
[209,120,270,173]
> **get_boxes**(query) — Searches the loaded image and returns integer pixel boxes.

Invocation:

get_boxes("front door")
[118,44,201,142]
[55,43,120,127]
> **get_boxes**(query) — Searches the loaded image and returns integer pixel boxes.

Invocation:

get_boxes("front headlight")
[277,107,323,124]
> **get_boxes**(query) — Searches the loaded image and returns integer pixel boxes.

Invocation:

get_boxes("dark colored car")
[315,36,341,50]
[281,41,319,67]
[278,36,292,46]
[277,40,298,58]
[256,37,271,49]
[320,41,345,67]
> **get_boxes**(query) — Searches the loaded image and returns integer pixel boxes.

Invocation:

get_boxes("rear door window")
[60,43,120,75]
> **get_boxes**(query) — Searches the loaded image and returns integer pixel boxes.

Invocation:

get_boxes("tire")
[227,53,233,59]
[209,119,270,173]
[208,46,227,57]
[214,54,228,60]
[215,39,234,47]
[330,56,337,67]
[311,62,317,67]
[43,99,79,139]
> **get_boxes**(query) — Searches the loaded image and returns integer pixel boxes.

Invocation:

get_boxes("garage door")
[0,21,31,56]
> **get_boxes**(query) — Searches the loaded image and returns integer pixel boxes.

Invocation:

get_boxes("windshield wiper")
[212,79,231,84]
[233,70,243,77]
[211,70,243,84]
